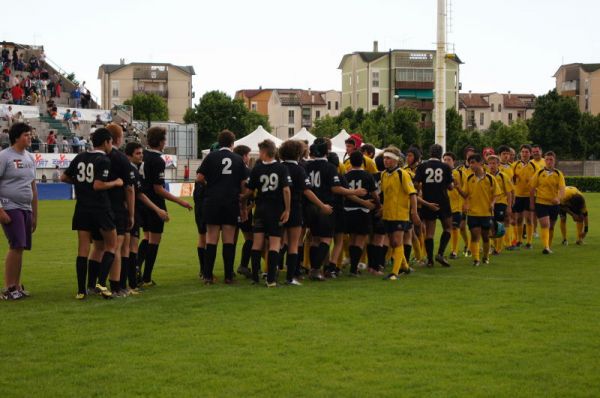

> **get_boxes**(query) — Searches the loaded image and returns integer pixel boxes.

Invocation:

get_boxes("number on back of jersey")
[348,179,362,190]
[222,158,232,175]
[259,173,279,192]
[425,167,444,183]
[76,162,94,183]
[309,170,321,188]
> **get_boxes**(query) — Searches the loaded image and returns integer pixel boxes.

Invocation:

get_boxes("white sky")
[3,0,599,106]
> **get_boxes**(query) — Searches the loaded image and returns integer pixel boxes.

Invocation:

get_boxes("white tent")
[331,129,350,149]
[290,127,316,145]
[233,125,283,154]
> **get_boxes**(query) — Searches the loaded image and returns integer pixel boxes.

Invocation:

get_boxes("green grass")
[1,197,600,397]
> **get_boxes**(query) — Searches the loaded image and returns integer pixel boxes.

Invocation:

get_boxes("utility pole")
[435,0,447,150]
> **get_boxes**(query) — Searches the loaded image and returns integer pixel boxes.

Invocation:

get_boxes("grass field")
[1,197,599,397]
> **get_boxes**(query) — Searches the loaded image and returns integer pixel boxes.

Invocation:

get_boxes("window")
[396,68,434,82]
[491,104,495,112]
[335,101,339,110]
[372,93,379,106]
[251,102,257,112]
[421,113,427,122]
[327,101,331,110]
[349,76,352,86]
[315,110,321,119]
[372,71,380,87]
[111,80,120,97]
[508,113,513,124]
[288,128,295,137]
[288,110,295,124]
[480,112,484,126]
[498,104,502,112]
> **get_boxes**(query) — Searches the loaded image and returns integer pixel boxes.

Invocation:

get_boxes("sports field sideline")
[1,197,599,397]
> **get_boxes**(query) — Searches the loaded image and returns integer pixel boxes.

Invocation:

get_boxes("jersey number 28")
[425,168,444,183]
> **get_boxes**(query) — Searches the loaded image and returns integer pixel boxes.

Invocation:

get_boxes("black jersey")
[65,150,111,211]
[282,160,311,205]
[344,169,376,210]
[140,149,166,208]
[107,148,135,212]
[198,148,247,204]
[193,164,205,205]
[304,158,341,205]
[247,161,291,207]
[414,158,453,204]
[129,162,143,196]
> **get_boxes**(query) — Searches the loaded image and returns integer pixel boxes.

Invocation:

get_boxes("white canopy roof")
[233,125,283,154]
[331,129,350,149]
[290,127,316,144]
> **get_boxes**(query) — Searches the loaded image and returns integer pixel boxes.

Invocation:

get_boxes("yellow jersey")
[464,173,501,217]
[381,167,416,221]
[491,170,514,206]
[512,160,539,197]
[343,155,378,174]
[448,168,466,213]
[531,158,546,169]
[499,162,514,179]
[457,164,473,178]
[402,164,417,180]
[531,168,566,206]
[561,186,587,215]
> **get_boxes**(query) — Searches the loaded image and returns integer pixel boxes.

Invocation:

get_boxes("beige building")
[554,63,600,115]
[459,92,535,130]
[98,61,195,123]
[338,42,462,128]
[235,89,342,139]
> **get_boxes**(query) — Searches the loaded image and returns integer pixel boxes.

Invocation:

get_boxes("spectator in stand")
[61,137,69,153]
[89,124,97,135]
[52,166,60,183]
[71,135,80,153]
[31,131,41,152]
[2,105,14,125]
[23,76,32,96]
[12,48,18,69]
[14,111,24,123]
[29,55,39,71]
[63,109,72,123]
[94,115,105,126]
[40,68,49,80]
[11,83,24,105]
[40,174,47,183]
[28,89,38,105]
[49,106,58,119]
[72,85,81,108]
[3,63,11,84]
[79,136,88,151]
[39,79,47,101]
[71,111,80,131]
[47,131,57,153]
[55,80,62,99]
[1,47,9,63]
[1,90,12,103]
[0,129,9,149]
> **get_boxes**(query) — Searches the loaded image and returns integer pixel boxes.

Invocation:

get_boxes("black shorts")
[384,220,411,234]
[535,204,559,221]
[203,200,239,226]
[467,216,492,230]
[284,203,303,228]
[333,206,345,235]
[372,213,386,235]
[512,197,530,213]
[344,209,371,235]
[113,209,129,236]
[195,204,207,234]
[72,207,115,233]
[142,205,165,234]
[253,203,284,237]
[306,203,334,238]
[494,204,508,223]
[237,208,253,233]
[130,225,140,239]
[420,202,452,221]
[451,212,462,228]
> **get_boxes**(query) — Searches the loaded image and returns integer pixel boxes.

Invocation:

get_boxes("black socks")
[439,231,451,256]
[87,259,100,290]
[222,243,235,281]
[349,245,362,274]
[142,244,159,283]
[203,244,217,280]
[425,238,434,263]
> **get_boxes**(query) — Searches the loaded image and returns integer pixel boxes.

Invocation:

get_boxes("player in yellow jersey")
[497,145,516,249]
[531,145,546,169]
[508,147,516,164]
[456,146,475,256]
[462,153,501,266]
[559,186,589,245]
[487,155,513,254]
[343,138,378,174]
[511,144,539,249]
[403,147,426,264]
[379,146,420,280]
[530,151,565,254]
[442,152,466,259]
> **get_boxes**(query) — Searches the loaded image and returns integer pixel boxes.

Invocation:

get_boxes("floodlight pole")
[435,0,447,150]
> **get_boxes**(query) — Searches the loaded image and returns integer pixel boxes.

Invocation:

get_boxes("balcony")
[395,81,434,90]
[133,89,168,98]
[133,69,168,81]
[395,99,434,111]
[301,118,312,127]
[419,121,433,129]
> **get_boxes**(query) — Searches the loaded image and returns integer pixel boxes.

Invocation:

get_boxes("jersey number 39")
[76,162,94,183]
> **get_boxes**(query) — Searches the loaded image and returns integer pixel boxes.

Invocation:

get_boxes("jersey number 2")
[222,158,232,175]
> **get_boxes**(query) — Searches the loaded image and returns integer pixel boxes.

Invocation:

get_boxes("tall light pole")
[435,0,447,150]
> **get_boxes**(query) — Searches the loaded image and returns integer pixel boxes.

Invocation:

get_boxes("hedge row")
[565,177,600,192]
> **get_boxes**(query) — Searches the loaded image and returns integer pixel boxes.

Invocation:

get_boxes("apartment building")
[554,63,600,115]
[459,92,535,130]
[98,61,195,123]
[338,42,462,127]
[235,89,342,139]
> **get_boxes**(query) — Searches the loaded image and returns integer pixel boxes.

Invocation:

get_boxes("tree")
[313,115,340,138]
[184,91,271,151]
[491,120,529,150]
[124,93,169,126]
[445,107,464,153]
[388,107,420,149]
[528,89,581,158]
[580,113,600,159]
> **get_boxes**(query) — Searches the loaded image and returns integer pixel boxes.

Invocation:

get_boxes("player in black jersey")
[304,138,367,281]
[232,145,254,279]
[367,157,387,275]
[137,126,192,287]
[61,128,123,300]
[414,144,454,267]
[244,139,291,287]
[279,140,333,285]
[124,142,169,292]
[197,130,248,284]
[344,151,380,276]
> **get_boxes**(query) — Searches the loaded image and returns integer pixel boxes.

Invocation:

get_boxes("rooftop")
[98,62,195,77]
[459,92,536,109]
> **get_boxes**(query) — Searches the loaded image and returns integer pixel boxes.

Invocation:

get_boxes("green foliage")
[580,113,600,160]
[312,115,340,138]
[184,91,271,151]
[529,90,581,157]
[565,176,600,192]
[124,93,169,126]
[490,119,530,150]
[65,72,79,85]
[445,107,464,153]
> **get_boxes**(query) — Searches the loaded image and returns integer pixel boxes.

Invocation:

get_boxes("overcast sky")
[3,0,599,106]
